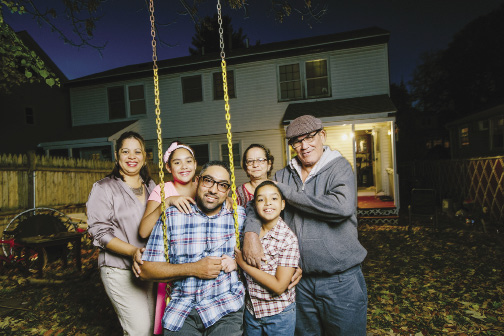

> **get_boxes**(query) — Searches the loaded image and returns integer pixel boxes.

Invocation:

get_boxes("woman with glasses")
[236,144,274,206]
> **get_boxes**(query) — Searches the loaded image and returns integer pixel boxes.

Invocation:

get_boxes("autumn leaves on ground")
[1,225,503,335]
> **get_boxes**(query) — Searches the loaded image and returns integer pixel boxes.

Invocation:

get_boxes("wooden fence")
[399,156,504,223]
[0,152,115,212]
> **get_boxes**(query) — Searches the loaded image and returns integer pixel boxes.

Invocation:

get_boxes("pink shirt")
[148,182,178,203]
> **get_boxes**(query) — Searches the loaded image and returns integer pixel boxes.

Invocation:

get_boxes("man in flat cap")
[243,115,368,336]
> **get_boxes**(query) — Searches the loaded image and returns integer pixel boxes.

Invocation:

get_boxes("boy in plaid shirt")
[235,181,300,336]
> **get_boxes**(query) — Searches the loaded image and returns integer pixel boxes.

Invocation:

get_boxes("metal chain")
[217,0,240,249]
[149,0,171,304]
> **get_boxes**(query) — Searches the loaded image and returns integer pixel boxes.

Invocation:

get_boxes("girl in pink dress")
[139,141,198,335]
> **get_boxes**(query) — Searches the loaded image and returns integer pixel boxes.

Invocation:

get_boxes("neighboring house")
[41,26,399,216]
[0,31,71,155]
[446,103,504,159]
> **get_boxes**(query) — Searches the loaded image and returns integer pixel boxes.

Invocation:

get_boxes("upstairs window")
[278,59,330,101]
[279,64,302,100]
[213,70,236,100]
[108,84,146,120]
[306,60,329,98]
[182,75,203,103]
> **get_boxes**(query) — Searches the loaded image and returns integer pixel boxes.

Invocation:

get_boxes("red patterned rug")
[358,196,395,209]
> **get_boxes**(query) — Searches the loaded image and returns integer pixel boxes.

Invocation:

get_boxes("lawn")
[1,224,503,335]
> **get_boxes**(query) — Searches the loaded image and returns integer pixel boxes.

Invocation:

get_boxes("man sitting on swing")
[139,161,245,336]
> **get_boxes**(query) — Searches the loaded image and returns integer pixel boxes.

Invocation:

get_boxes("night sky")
[4,0,503,84]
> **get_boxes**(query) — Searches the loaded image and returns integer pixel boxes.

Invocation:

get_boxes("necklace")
[130,185,144,196]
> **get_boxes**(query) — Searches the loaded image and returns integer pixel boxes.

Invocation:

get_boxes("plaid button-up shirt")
[244,218,300,319]
[143,202,245,332]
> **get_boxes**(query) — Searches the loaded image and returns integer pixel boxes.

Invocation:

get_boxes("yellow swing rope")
[149,0,170,304]
[148,0,241,305]
[217,0,241,249]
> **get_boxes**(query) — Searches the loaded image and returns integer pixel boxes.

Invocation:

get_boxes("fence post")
[27,151,37,208]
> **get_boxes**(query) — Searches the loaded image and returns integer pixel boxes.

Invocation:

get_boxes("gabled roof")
[283,94,397,123]
[446,103,504,128]
[16,31,68,82]
[68,26,390,87]
[39,120,137,145]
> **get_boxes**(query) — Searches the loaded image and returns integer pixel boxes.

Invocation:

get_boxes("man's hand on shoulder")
[242,232,266,268]
[192,256,223,279]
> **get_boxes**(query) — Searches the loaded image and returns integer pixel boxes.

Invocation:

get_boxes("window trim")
[277,58,331,102]
[107,83,146,120]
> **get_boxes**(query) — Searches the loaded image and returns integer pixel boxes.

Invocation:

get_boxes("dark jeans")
[295,265,368,336]
[163,306,244,336]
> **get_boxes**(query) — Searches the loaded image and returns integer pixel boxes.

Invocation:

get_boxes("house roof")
[283,94,397,123]
[40,120,138,144]
[446,103,504,128]
[67,26,390,88]
[16,31,68,82]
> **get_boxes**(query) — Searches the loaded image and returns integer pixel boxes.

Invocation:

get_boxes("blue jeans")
[295,265,367,336]
[244,302,296,336]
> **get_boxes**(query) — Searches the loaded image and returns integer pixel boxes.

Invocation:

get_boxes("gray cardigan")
[245,148,367,275]
[87,176,156,270]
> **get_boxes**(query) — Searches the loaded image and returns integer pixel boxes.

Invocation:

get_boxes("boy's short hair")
[253,180,284,200]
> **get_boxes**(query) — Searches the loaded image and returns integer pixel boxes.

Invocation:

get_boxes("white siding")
[331,45,390,99]
[325,125,355,170]
[70,43,390,140]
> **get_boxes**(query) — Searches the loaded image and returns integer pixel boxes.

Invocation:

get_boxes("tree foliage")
[189,14,251,56]
[410,3,504,119]
[1,0,326,90]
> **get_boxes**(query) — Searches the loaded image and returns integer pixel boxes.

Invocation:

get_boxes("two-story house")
[40,26,399,220]
[0,31,71,155]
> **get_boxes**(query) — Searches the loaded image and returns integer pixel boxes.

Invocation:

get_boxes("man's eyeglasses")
[199,175,231,192]
[289,129,322,149]
[245,158,268,166]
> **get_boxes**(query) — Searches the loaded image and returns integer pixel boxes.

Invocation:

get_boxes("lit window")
[460,127,469,146]
[279,64,302,100]
[278,59,330,101]
[306,60,329,98]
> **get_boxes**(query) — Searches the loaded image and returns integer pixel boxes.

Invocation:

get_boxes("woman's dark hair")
[108,131,152,184]
[253,180,284,200]
[241,144,274,178]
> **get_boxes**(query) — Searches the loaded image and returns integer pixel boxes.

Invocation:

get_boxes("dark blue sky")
[4,0,503,84]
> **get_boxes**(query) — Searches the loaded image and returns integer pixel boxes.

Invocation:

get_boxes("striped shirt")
[142,202,245,332]
[244,217,300,319]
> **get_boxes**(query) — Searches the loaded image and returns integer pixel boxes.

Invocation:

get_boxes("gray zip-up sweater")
[245,148,367,275]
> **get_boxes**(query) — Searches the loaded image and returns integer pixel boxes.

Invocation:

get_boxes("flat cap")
[286,115,323,139]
